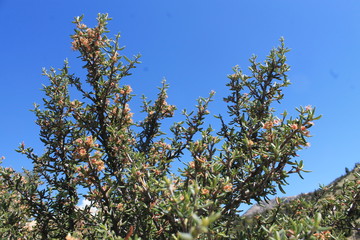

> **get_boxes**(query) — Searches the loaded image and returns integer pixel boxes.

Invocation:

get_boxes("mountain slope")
[241,163,360,239]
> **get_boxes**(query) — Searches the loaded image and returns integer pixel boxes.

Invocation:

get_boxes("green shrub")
[3,14,357,240]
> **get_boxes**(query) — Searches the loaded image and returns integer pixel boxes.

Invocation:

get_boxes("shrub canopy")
[1,14,358,240]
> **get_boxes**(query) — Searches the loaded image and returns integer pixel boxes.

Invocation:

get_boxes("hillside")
[244,164,358,216]
[241,163,360,239]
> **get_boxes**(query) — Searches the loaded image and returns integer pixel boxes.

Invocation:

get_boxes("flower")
[77,148,87,158]
[290,124,298,130]
[313,230,331,240]
[85,136,94,147]
[273,119,281,125]
[189,161,195,168]
[230,73,237,79]
[116,203,124,210]
[77,23,87,29]
[111,52,118,62]
[223,184,233,192]
[90,158,105,171]
[201,189,210,195]
[66,233,80,240]
[263,121,274,130]
[153,169,161,175]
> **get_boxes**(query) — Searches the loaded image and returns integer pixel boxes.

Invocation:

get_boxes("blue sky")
[1,0,360,200]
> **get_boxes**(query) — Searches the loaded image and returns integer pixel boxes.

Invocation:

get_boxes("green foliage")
[0,13,356,239]
[237,164,360,239]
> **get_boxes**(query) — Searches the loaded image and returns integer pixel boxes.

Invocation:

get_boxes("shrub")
[1,14,340,239]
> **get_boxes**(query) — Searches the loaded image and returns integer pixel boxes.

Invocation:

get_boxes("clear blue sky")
[1,0,360,199]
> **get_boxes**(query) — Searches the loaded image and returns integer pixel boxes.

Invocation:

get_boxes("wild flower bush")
[3,14,357,240]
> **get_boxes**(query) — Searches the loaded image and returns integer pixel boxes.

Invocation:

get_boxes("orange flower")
[77,23,87,29]
[66,233,80,240]
[85,136,94,147]
[116,203,124,210]
[125,85,133,94]
[313,230,331,240]
[263,121,274,130]
[111,52,119,62]
[92,159,105,171]
[189,161,195,168]
[230,73,237,79]
[77,148,87,158]
[290,124,298,130]
[71,40,79,50]
[223,184,233,192]
[201,189,210,195]
[273,119,281,125]
[89,157,104,171]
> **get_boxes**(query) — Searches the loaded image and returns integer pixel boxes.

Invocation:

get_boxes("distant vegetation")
[241,163,360,239]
